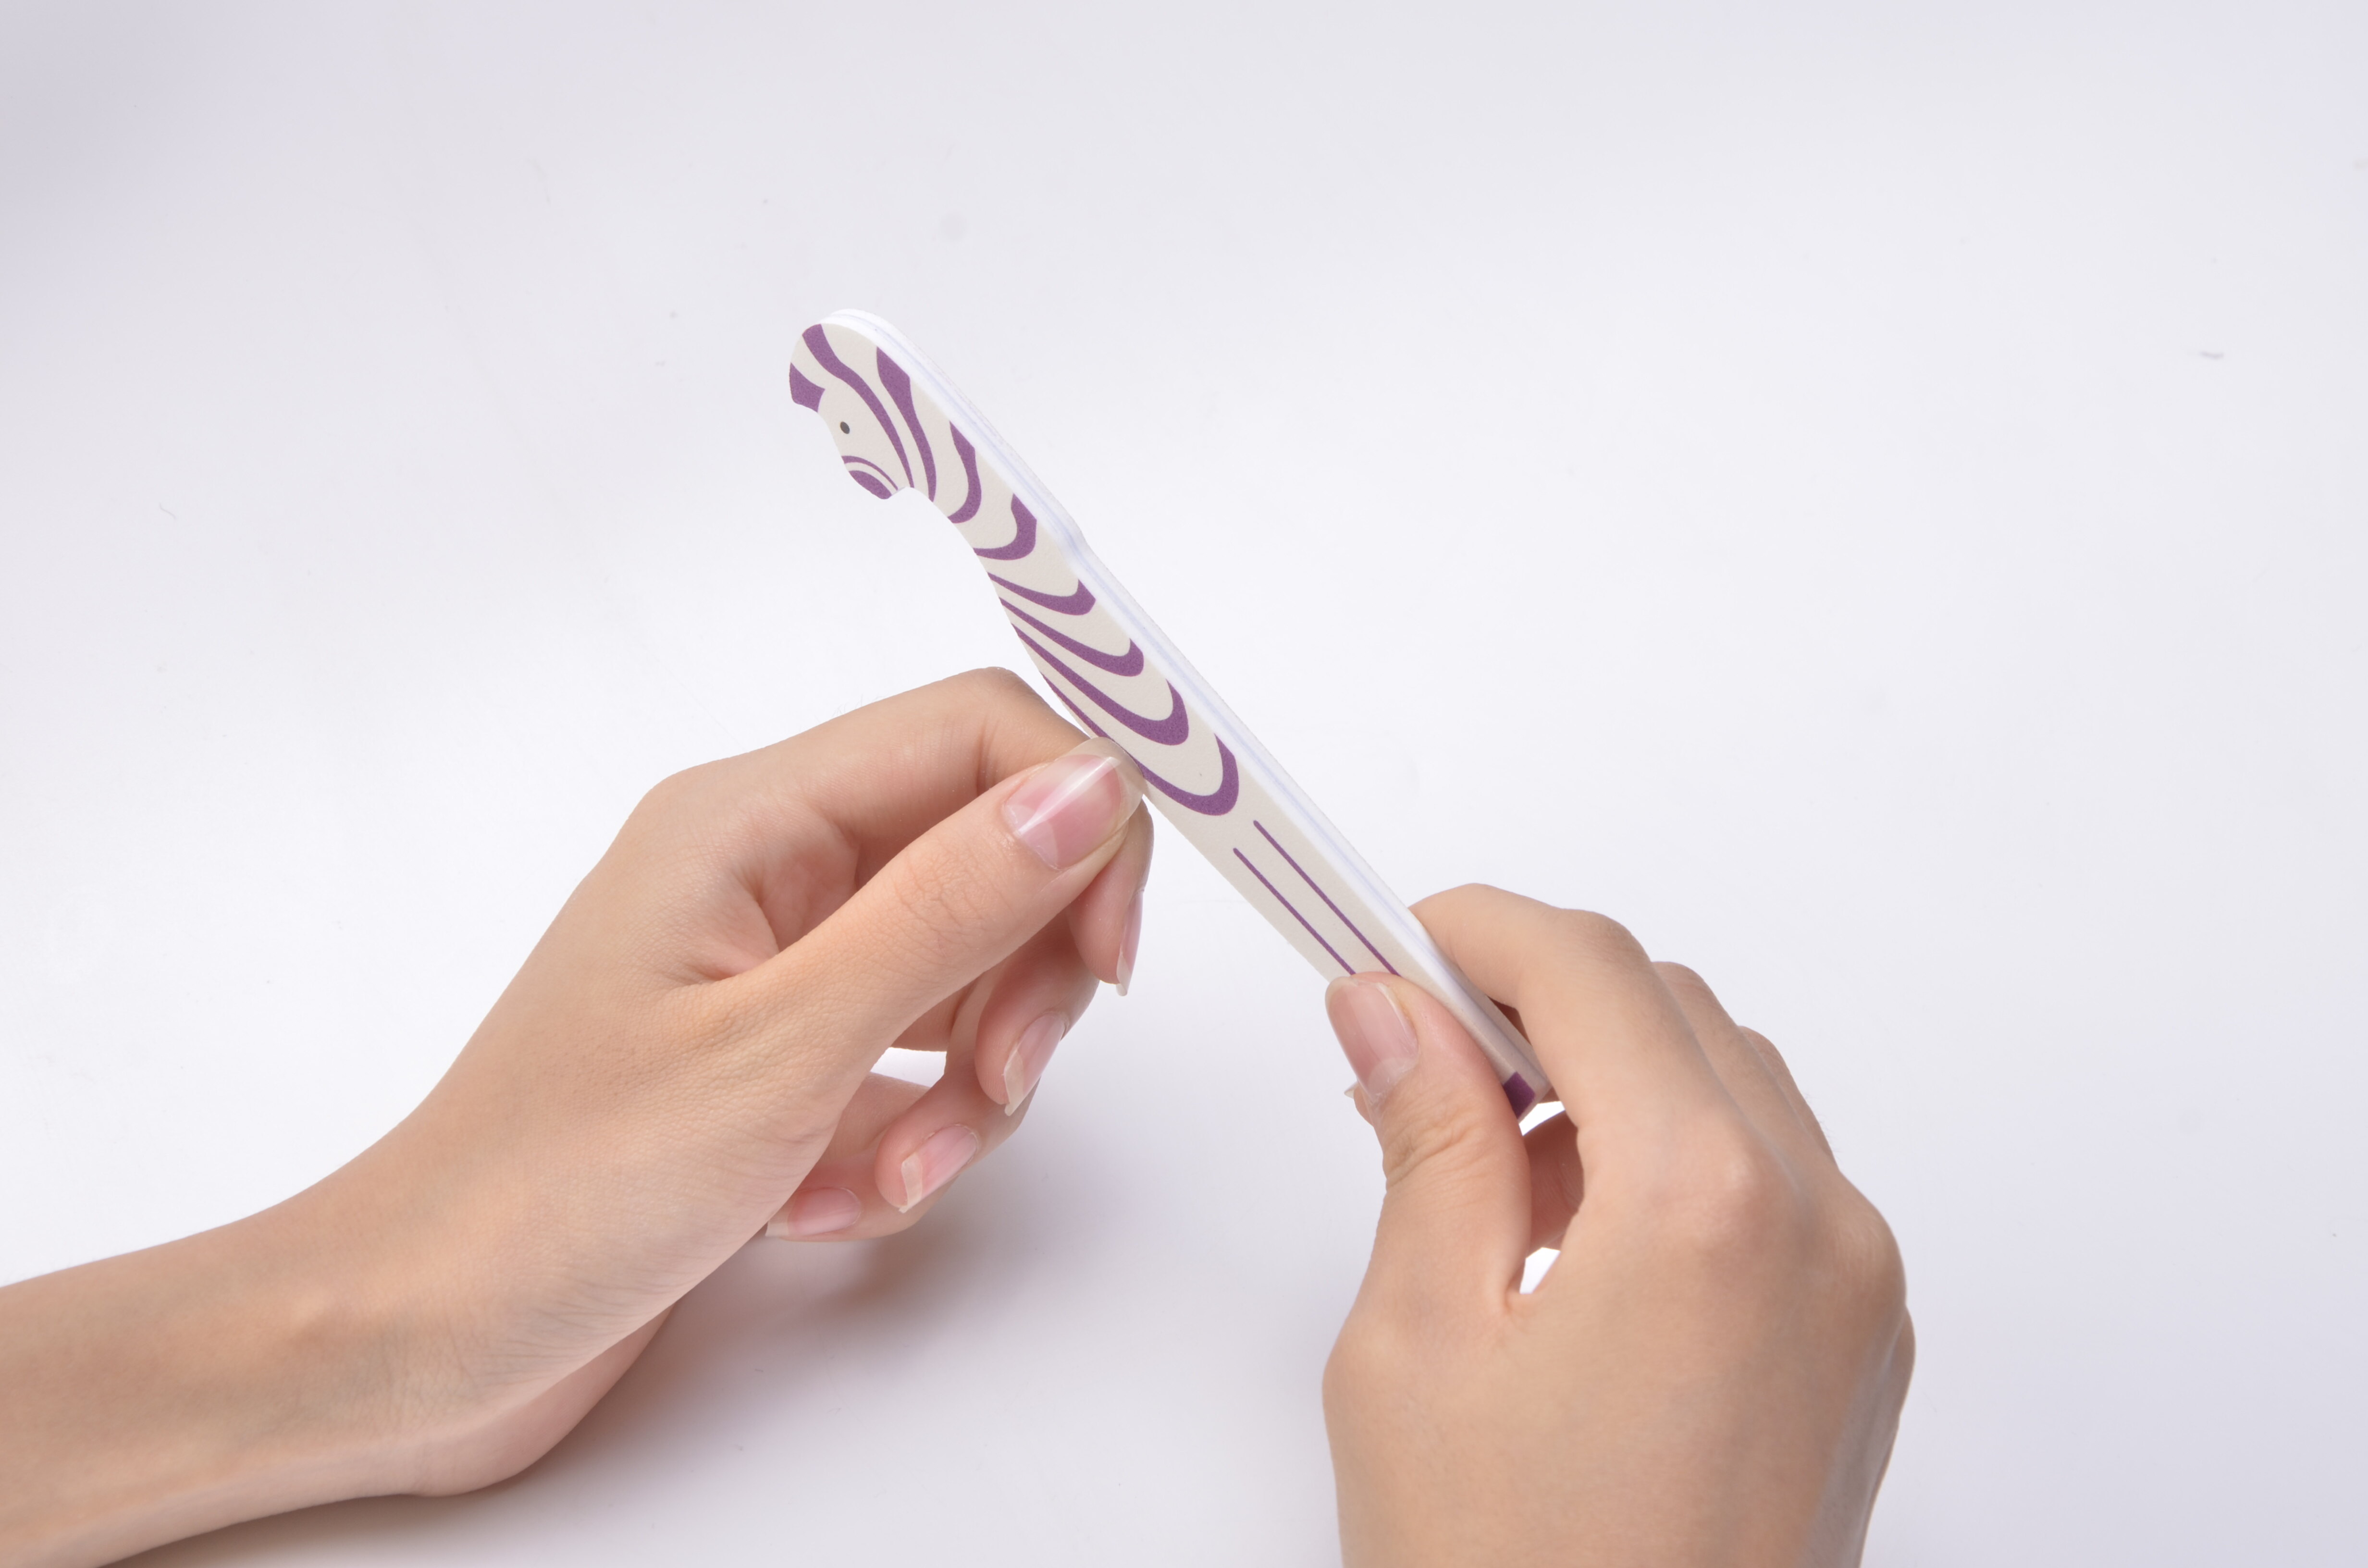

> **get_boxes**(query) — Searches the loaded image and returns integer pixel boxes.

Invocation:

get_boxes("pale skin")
[0,671,1909,1566]
[1323,894,1913,1567]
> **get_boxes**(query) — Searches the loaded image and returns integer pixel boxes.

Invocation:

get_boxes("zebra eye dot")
[839,421,851,433]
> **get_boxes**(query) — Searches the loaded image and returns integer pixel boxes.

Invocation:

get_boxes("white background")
[3,2,2363,1562]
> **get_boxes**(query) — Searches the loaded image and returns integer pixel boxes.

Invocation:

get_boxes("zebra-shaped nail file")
[789,311,1554,1114]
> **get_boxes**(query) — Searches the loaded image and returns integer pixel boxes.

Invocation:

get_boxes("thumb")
[1331,975,1533,1316]
[742,736,1143,1079]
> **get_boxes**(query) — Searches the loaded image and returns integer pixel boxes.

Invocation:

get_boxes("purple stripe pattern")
[1000,599,1145,676]
[947,428,983,523]
[1252,820,1399,975]
[841,453,897,499]
[876,353,937,501]
[1010,630,1189,745]
[1234,849,1355,975]
[1042,683,1244,816]
[1140,734,1241,815]
[988,574,1095,614]
[973,496,1037,561]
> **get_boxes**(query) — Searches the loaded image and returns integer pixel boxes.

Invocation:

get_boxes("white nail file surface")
[789,311,1554,1113]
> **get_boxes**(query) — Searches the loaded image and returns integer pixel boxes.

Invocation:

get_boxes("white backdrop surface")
[2,2,2363,1563]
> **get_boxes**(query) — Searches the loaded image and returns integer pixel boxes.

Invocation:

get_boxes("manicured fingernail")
[1003,739,1142,870]
[1114,887,1144,996]
[1326,977,1419,1105]
[895,1124,982,1212]
[1001,1012,1068,1116]
[767,1187,862,1239]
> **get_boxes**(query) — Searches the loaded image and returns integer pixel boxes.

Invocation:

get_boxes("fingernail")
[767,1187,862,1239]
[1114,887,1144,996]
[895,1124,982,1212]
[1326,977,1419,1106]
[1002,1012,1068,1116]
[1003,739,1142,870]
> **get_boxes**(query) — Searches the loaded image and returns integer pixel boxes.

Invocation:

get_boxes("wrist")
[0,1191,434,1567]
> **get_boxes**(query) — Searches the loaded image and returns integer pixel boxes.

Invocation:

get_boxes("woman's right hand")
[1321,887,1913,1568]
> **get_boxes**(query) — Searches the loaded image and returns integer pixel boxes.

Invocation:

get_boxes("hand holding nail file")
[789,311,1555,1113]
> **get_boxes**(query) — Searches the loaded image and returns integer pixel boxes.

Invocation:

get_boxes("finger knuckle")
[1322,1313,1415,1416]
[951,664,1042,712]
[1739,1025,1791,1073]
[632,761,712,821]
[1891,1311,1919,1386]
[1321,1325,1375,1411]
[1410,882,1516,932]
[1548,907,1649,969]
[1821,1191,1910,1322]
[1653,960,1711,997]
[1659,1127,1810,1262]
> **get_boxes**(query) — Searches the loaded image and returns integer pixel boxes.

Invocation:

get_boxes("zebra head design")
[788,322,1001,527]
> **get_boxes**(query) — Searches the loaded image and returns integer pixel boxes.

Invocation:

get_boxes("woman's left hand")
[0,669,1150,1567]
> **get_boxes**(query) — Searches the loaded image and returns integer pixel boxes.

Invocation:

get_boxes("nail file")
[789,311,1554,1113]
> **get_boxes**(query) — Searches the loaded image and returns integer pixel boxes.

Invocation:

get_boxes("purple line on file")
[1011,629,1189,745]
[974,496,1038,561]
[1039,679,1242,817]
[1252,820,1398,975]
[1000,598,1144,675]
[946,427,983,523]
[989,574,1094,614]
[875,351,937,501]
[1233,849,1355,976]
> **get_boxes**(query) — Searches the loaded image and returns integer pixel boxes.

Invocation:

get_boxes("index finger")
[1410,885,1733,1149]
[764,666,1084,863]
[680,668,1087,940]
